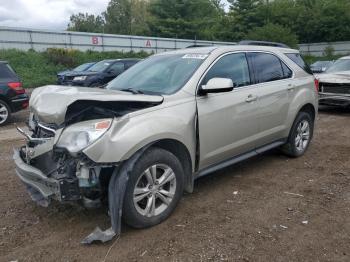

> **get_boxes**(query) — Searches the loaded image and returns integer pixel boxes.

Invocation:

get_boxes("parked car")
[61,59,141,87]
[0,61,29,126]
[316,56,350,107]
[57,62,96,85]
[310,60,333,73]
[14,45,318,243]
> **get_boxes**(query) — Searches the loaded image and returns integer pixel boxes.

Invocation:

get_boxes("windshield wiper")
[120,88,144,94]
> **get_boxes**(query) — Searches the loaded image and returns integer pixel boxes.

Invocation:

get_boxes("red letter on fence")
[92,36,99,45]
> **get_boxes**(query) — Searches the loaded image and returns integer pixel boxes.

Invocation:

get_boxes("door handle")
[287,84,295,91]
[245,94,257,103]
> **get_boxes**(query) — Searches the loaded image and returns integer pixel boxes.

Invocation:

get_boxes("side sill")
[195,139,287,179]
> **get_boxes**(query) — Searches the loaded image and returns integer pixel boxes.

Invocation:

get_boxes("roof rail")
[186,44,212,48]
[238,40,290,48]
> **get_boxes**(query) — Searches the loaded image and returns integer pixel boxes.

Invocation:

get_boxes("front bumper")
[13,149,80,204]
[319,92,350,107]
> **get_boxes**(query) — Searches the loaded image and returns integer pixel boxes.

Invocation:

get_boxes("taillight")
[8,82,25,94]
[314,78,319,92]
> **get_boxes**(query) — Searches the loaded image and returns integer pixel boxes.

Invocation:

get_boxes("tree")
[147,0,222,39]
[227,0,264,40]
[67,13,105,33]
[103,0,132,34]
[103,0,150,35]
[246,23,299,48]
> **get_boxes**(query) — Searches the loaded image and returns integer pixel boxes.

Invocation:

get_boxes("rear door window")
[249,53,286,83]
[109,62,125,74]
[285,53,313,74]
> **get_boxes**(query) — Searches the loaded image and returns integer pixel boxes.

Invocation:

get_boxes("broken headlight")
[56,119,112,154]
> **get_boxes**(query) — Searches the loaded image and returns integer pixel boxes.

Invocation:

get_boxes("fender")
[83,101,198,170]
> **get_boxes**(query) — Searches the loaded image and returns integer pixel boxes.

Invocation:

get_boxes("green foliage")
[227,0,264,40]
[103,0,150,35]
[67,13,105,33]
[323,45,335,59]
[0,49,149,88]
[147,0,221,39]
[246,23,299,48]
[66,0,350,44]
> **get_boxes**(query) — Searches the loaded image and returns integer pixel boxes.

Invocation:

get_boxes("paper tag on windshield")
[182,54,208,59]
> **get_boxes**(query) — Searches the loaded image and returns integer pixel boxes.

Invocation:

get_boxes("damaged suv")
[14,46,318,243]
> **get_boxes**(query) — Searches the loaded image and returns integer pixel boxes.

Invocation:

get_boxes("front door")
[196,53,259,169]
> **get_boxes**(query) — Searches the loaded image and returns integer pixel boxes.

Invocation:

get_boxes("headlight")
[73,76,88,81]
[56,119,112,154]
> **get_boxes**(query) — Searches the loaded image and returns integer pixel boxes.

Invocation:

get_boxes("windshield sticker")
[182,54,208,60]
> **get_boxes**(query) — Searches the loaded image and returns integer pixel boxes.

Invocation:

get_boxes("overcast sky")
[0,0,229,31]
[0,0,110,30]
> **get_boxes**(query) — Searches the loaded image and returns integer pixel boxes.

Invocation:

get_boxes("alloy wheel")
[133,164,177,217]
[295,120,310,152]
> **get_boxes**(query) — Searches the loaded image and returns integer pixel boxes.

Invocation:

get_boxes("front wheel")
[282,111,314,157]
[122,148,184,228]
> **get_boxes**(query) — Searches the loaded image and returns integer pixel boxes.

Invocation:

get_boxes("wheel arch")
[0,95,12,111]
[148,139,194,193]
[298,103,316,122]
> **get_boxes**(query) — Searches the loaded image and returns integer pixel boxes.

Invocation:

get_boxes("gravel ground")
[0,107,349,262]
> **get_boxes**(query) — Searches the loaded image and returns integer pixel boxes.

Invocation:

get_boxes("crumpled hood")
[315,71,350,84]
[30,85,163,125]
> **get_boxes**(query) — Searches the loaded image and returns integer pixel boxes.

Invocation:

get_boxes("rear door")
[247,52,294,147]
[196,52,259,169]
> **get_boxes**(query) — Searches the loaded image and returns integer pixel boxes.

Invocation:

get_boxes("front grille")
[31,115,56,138]
[35,124,56,138]
[320,83,350,94]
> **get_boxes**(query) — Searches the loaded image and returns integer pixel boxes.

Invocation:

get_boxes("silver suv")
[14,46,318,242]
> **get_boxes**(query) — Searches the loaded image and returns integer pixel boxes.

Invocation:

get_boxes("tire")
[282,111,314,157]
[122,147,184,228]
[0,100,11,126]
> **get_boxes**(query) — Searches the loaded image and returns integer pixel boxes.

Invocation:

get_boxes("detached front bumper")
[319,92,350,107]
[13,149,80,206]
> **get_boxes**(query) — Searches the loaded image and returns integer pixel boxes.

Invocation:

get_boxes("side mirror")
[201,78,234,94]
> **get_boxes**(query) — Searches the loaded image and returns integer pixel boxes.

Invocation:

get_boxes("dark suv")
[0,61,29,126]
[61,59,141,87]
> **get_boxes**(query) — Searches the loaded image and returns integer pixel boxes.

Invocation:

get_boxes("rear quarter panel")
[283,75,318,138]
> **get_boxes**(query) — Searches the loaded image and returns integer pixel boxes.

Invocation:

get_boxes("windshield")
[74,62,94,72]
[326,59,350,73]
[106,54,207,95]
[87,61,112,72]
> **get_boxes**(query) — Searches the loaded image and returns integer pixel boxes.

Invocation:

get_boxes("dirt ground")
[0,107,349,262]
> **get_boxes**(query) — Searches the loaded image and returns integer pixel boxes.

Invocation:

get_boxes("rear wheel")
[122,148,184,228]
[0,100,11,126]
[282,112,314,157]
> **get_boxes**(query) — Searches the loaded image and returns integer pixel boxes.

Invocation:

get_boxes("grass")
[0,48,347,88]
[0,49,149,88]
